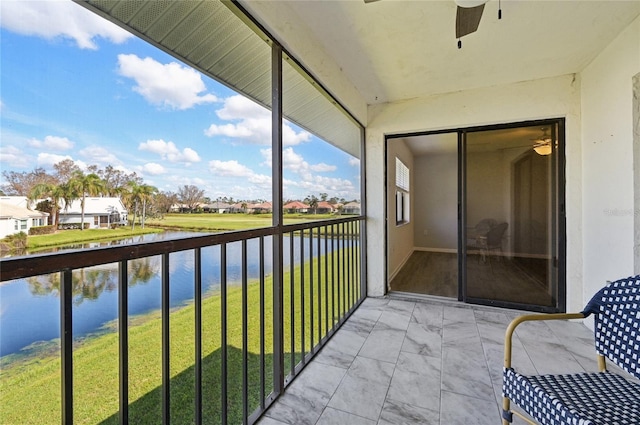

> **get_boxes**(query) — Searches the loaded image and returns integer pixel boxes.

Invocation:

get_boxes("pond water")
[0,231,343,357]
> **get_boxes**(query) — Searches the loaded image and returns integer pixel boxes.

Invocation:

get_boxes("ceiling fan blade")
[455,4,485,38]
[364,0,381,3]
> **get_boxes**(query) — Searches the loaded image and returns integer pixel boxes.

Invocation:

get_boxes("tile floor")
[257,295,607,425]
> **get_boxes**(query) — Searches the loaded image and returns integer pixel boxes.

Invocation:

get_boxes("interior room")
[387,122,563,311]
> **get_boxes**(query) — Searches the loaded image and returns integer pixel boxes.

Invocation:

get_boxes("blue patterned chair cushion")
[503,368,640,425]
[582,276,640,380]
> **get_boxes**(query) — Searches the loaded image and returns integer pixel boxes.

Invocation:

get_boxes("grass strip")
[0,247,360,425]
[145,213,341,232]
[27,228,162,250]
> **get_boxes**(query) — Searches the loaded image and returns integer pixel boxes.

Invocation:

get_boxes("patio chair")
[502,275,640,425]
[467,222,508,263]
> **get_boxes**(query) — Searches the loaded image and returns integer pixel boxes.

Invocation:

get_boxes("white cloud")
[0,145,30,168]
[139,139,201,164]
[140,163,166,175]
[37,152,73,167]
[310,162,336,172]
[261,147,335,180]
[117,54,218,110]
[204,95,311,146]
[28,135,74,150]
[247,174,271,187]
[349,157,360,167]
[297,175,356,196]
[0,0,132,50]
[216,94,268,121]
[37,153,87,170]
[208,160,254,177]
[79,146,120,165]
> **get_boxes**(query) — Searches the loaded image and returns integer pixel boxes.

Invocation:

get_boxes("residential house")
[58,197,127,229]
[283,200,310,213]
[315,201,335,214]
[205,201,232,213]
[342,201,361,215]
[248,201,272,214]
[0,200,49,239]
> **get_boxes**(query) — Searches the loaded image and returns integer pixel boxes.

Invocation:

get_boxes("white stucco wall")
[413,152,458,251]
[387,139,415,281]
[580,15,640,303]
[366,75,583,307]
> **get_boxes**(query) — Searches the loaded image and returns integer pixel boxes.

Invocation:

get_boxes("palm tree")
[308,196,319,215]
[124,182,157,229]
[28,182,69,229]
[68,171,105,230]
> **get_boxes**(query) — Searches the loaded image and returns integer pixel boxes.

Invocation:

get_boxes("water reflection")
[0,234,350,357]
[26,257,157,305]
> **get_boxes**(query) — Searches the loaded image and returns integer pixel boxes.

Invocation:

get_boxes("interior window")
[396,157,410,224]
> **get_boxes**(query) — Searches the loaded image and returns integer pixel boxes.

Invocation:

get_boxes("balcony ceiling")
[243,0,640,105]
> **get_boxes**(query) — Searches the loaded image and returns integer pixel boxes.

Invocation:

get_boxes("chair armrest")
[504,313,586,369]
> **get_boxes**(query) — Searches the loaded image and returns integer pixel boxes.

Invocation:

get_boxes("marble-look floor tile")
[386,299,416,314]
[411,302,444,328]
[359,296,389,310]
[444,305,477,323]
[315,407,376,425]
[256,416,289,425]
[286,361,346,404]
[441,345,494,401]
[401,322,442,358]
[267,362,346,424]
[327,356,394,420]
[522,340,586,375]
[378,398,439,425]
[386,352,441,411]
[358,326,406,363]
[341,313,377,338]
[442,318,482,348]
[264,390,325,425]
[376,309,412,330]
[315,328,367,369]
[440,390,502,425]
[258,297,601,425]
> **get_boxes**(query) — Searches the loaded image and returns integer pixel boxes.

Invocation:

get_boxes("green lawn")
[24,213,352,252]
[0,248,360,425]
[146,213,340,232]
[27,228,162,250]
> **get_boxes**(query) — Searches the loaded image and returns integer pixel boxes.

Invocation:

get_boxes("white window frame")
[395,157,410,225]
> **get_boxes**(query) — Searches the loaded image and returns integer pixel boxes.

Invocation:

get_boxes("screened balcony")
[0,218,364,424]
[3,0,637,423]
[1,233,600,425]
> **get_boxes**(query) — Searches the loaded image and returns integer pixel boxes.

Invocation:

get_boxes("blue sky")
[0,1,360,202]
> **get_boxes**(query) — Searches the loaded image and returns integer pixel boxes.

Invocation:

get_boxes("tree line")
[1,160,199,230]
[1,160,359,230]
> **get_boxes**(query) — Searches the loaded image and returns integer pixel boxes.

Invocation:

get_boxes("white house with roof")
[342,202,361,215]
[58,197,128,229]
[0,199,49,239]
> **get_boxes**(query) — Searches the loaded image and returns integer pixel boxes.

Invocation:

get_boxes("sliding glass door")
[386,119,565,312]
[462,121,564,311]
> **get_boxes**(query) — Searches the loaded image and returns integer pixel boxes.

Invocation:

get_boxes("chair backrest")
[475,218,497,234]
[583,275,640,380]
[486,222,508,248]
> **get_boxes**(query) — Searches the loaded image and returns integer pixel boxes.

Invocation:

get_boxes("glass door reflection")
[464,124,560,309]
